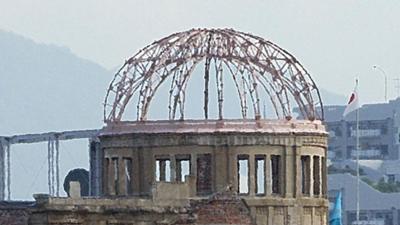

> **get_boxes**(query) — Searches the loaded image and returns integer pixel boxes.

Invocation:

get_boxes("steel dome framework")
[104,28,323,122]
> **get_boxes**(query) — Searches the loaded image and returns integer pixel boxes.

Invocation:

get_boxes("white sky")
[1,1,400,103]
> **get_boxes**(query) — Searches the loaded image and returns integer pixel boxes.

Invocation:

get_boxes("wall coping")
[100,119,327,136]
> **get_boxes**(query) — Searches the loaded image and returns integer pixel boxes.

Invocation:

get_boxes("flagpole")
[356,78,360,224]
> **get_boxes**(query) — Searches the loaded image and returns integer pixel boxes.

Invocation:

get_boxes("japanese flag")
[343,82,360,117]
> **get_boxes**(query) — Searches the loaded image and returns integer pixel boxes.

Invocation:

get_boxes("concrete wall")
[96,120,329,225]
[29,192,254,225]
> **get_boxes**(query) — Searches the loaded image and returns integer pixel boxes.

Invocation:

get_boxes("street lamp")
[373,65,388,102]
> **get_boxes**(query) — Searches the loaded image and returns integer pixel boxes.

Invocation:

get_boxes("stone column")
[309,155,314,197]
[249,154,255,196]
[109,158,116,195]
[133,149,140,195]
[170,154,176,182]
[119,157,126,195]
[265,154,272,196]
[318,156,322,197]
[295,146,302,198]
[284,145,295,197]
[190,153,197,194]
[102,157,109,195]
[228,150,238,193]
[214,146,228,192]
[190,153,197,177]
[141,148,153,195]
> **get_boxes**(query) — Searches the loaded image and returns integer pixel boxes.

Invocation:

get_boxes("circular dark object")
[63,168,89,197]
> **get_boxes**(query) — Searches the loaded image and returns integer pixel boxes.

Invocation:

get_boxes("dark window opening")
[112,158,119,195]
[124,158,133,195]
[313,156,321,195]
[271,155,281,194]
[196,154,212,195]
[104,158,110,194]
[301,156,311,195]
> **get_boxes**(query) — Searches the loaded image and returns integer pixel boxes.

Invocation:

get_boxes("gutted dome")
[104,28,323,122]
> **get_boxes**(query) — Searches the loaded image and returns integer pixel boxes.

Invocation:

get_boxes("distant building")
[328,173,400,225]
[324,98,400,161]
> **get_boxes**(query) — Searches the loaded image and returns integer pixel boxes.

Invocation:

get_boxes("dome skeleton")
[104,28,323,122]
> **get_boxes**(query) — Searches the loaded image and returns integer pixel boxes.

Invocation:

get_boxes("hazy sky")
[1,1,400,103]
[1,0,400,200]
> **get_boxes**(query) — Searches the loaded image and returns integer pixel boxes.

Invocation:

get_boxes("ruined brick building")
[1,28,328,225]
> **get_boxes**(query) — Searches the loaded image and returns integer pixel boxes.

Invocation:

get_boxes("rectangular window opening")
[313,156,321,196]
[156,158,171,182]
[176,157,190,182]
[104,158,110,194]
[112,158,119,195]
[196,154,212,195]
[301,156,311,195]
[124,158,133,195]
[238,155,249,194]
[271,155,281,194]
[321,157,326,195]
[255,156,266,195]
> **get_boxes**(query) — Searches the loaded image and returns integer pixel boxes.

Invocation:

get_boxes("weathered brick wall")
[0,208,31,225]
[178,192,254,225]
[195,200,253,224]
[0,202,32,225]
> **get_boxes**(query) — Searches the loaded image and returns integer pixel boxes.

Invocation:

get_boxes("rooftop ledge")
[100,119,327,136]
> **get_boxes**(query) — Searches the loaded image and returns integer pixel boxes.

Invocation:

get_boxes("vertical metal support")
[6,142,10,200]
[46,137,59,196]
[204,57,211,119]
[47,139,51,195]
[51,140,55,196]
[55,137,60,196]
[47,138,54,196]
[215,59,224,120]
[0,139,11,200]
[0,139,5,200]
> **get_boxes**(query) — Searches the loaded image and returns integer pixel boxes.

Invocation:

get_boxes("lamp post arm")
[373,65,388,102]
